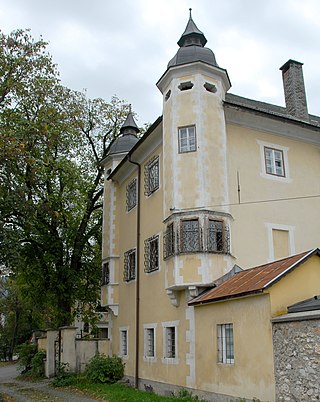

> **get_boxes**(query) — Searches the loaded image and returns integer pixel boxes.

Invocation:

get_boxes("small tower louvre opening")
[178,81,194,91]
[204,82,217,93]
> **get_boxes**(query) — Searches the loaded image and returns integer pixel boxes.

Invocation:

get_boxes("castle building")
[100,11,320,402]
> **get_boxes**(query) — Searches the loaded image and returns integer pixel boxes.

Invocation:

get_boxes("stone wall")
[272,312,320,401]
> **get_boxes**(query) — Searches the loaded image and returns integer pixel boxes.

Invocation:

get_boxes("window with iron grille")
[120,329,128,357]
[126,179,137,211]
[101,262,110,285]
[207,220,224,253]
[217,323,234,364]
[144,235,159,273]
[164,222,175,259]
[145,156,159,196]
[178,126,196,153]
[264,147,285,177]
[144,327,155,358]
[181,219,201,252]
[123,249,136,282]
[165,326,176,358]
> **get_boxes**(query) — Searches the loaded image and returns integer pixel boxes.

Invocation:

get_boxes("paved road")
[0,363,102,402]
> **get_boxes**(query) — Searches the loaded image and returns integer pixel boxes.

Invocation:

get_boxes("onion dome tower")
[157,10,233,289]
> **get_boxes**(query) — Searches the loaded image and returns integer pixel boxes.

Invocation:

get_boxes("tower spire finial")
[189,8,192,18]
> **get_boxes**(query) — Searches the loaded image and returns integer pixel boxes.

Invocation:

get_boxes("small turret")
[108,107,139,156]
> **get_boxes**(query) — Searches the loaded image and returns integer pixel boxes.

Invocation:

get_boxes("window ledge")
[161,357,180,365]
[143,357,158,363]
[260,172,292,183]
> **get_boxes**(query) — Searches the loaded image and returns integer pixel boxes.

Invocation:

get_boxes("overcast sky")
[1,0,320,126]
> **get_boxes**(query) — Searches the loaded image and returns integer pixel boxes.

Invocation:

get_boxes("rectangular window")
[164,222,175,258]
[264,147,285,177]
[217,323,234,364]
[207,220,224,253]
[181,219,201,252]
[144,328,155,358]
[101,262,110,285]
[144,235,159,273]
[178,126,196,153]
[145,156,159,196]
[126,179,137,211]
[124,249,136,282]
[165,326,176,358]
[120,329,128,357]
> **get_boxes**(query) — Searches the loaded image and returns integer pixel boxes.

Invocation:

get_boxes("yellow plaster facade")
[100,13,320,402]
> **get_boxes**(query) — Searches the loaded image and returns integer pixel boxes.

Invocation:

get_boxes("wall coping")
[272,309,320,323]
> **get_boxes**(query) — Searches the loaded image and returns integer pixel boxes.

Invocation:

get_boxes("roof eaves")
[107,116,163,180]
[224,99,320,130]
[264,248,319,289]
[189,289,264,307]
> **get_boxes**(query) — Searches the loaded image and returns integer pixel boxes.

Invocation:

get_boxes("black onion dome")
[168,9,218,68]
[108,109,139,156]
[108,134,139,155]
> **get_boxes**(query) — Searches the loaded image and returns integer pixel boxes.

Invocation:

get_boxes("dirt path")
[0,364,101,402]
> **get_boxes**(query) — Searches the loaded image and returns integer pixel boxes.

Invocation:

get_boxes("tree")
[0,29,130,327]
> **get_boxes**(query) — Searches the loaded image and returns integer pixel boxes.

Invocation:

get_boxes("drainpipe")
[128,155,141,389]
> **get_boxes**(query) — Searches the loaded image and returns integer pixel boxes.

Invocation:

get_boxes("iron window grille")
[264,147,285,177]
[163,222,175,259]
[145,328,155,358]
[217,323,234,364]
[144,235,159,273]
[207,220,230,254]
[124,249,136,282]
[178,126,196,153]
[101,262,110,285]
[165,327,176,358]
[126,179,137,211]
[180,219,202,253]
[144,156,159,196]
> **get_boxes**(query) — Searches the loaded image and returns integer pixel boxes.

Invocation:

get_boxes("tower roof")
[168,9,218,69]
[177,9,207,47]
[120,108,140,135]
[108,108,139,156]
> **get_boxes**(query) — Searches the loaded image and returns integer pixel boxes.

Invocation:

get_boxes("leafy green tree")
[0,29,130,327]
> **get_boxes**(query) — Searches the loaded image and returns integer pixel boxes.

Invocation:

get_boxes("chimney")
[280,59,309,121]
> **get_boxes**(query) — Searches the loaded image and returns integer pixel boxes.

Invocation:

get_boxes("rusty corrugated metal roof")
[189,249,320,306]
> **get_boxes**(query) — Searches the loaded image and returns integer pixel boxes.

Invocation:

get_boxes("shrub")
[30,349,46,378]
[85,353,125,384]
[52,364,78,387]
[16,343,37,374]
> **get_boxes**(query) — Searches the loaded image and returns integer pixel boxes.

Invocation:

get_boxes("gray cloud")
[1,0,320,123]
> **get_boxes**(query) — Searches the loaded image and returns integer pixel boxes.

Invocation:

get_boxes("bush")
[85,353,125,384]
[30,349,46,378]
[17,343,37,374]
[52,363,78,387]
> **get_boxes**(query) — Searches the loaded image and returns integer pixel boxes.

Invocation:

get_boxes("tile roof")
[189,249,320,306]
[225,93,320,128]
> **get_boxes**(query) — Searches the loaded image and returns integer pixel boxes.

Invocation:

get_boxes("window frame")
[217,323,234,364]
[162,321,179,364]
[145,156,160,196]
[264,146,285,177]
[164,222,175,259]
[257,140,291,182]
[143,324,157,361]
[178,125,197,153]
[207,219,225,253]
[144,235,160,273]
[119,327,129,358]
[180,218,201,253]
[101,261,110,285]
[126,178,137,212]
[123,249,136,282]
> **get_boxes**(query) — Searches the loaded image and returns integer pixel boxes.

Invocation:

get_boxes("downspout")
[128,155,141,389]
